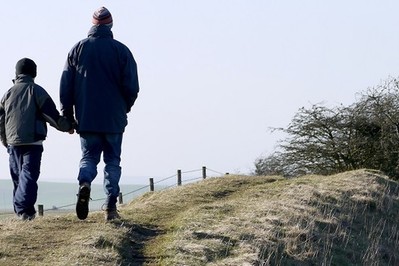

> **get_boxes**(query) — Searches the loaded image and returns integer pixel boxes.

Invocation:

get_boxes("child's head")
[15,58,37,78]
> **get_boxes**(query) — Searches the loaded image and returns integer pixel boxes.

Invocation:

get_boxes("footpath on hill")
[0,169,398,265]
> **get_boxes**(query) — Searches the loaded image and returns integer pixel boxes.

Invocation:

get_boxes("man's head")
[15,58,37,78]
[92,7,113,27]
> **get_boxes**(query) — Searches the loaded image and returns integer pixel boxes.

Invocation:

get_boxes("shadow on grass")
[111,220,162,266]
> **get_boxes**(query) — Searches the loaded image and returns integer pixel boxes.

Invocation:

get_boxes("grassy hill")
[0,169,398,265]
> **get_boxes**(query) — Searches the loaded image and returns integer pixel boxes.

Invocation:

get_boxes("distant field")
[0,179,154,213]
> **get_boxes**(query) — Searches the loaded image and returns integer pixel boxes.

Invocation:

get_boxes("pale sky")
[0,1,398,184]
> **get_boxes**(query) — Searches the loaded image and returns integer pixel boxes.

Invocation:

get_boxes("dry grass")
[0,212,130,265]
[0,169,398,265]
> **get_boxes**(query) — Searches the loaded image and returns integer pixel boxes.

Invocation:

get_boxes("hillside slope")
[0,169,398,265]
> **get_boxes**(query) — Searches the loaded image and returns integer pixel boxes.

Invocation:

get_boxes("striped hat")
[92,7,113,25]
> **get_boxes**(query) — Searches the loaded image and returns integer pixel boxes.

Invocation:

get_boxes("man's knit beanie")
[92,7,113,25]
[15,58,37,78]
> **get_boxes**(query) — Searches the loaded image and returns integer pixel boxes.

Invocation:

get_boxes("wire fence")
[0,166,228,218]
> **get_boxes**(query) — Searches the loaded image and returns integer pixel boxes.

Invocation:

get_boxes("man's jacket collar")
[88,25,113,39]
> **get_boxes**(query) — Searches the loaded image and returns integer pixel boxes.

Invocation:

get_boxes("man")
[60,7,139,221]
[0,58,72,221]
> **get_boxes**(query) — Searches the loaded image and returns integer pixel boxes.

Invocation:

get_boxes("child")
[0,58,72,221]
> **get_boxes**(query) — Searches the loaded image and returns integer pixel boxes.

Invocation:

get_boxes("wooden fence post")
[177,169,182,186]
[202,166,207,179]
[149,178,154,192]
[38,204,44,216]
[118,192,123,204]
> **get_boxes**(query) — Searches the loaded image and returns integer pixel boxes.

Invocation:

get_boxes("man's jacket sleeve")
[121,48,139,113]
[0,100,6,147]
[60,55,76,122]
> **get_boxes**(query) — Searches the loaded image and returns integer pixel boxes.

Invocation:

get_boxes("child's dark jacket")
[0,75,70,146]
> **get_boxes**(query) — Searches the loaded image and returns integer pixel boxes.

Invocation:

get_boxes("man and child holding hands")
[0,7,140,221]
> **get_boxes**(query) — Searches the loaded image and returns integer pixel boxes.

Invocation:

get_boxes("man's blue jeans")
[78,132,123,208]
[8,145,43,216]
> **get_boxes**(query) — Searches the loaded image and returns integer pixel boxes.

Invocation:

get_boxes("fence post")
[202,166,207,179]
[38,204,44,216]
[149,178,154,192]
[177,169,182,186]
[118,192,123,204]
